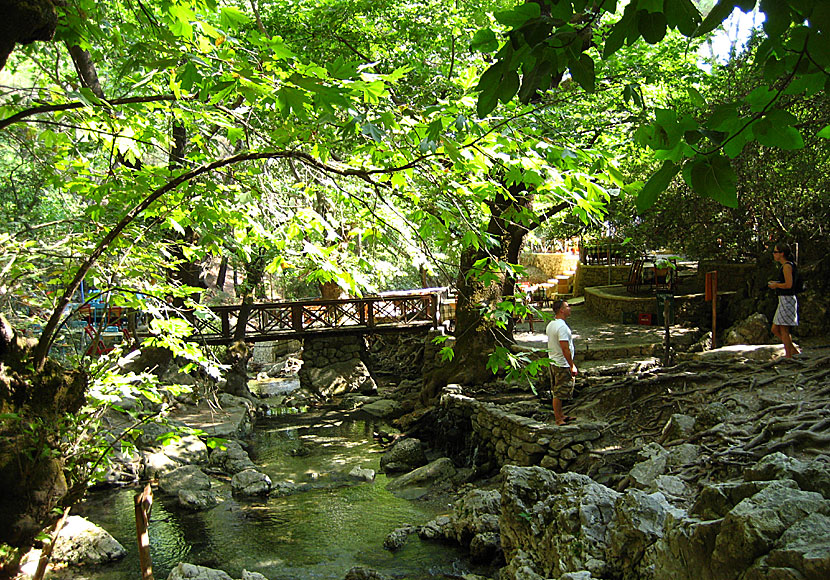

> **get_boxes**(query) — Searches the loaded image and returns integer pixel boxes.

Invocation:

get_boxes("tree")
[474,1,829,210]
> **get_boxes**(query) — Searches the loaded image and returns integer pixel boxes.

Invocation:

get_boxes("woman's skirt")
[773,295,798,326]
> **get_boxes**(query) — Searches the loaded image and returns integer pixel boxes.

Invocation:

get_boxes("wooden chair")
[622,258,645,294]
[84,324,114,356]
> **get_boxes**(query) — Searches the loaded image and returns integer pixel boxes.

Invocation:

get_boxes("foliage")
[475,0,830,210]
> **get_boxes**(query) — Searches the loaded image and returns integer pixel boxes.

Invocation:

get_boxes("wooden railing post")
[134,482,154,580]
[291,303,304,332]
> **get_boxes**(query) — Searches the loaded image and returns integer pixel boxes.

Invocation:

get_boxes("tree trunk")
[421,185,533,403]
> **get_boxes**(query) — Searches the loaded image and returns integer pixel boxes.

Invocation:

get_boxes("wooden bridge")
[184,289,446,345]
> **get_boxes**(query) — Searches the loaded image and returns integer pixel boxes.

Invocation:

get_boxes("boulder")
[348,466,376,482]
[744,452,830,499]
[660,414,695,442]
[142,450,181,479]
[499,466,619,579]
[360,399,404,419]
[628,443,670,490]
[447,489,501,544]
[231,469,272,497]
[178,489,221,511]
[167,562,233,580]
[383,525,416,551]
[301,359,377,399]
[343,566,390,580]
[209,440,257,475]
[379,438,428,474]
[723,313,771,346]
[162,434,208,465]
[385,457,456,491]
[710,481,829,576]
[159,465,211,495]
[51,516,126,566]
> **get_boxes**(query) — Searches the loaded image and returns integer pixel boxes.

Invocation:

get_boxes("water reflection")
[70,417,472,580]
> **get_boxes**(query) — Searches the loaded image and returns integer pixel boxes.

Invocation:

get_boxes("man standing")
[546,299,577,425]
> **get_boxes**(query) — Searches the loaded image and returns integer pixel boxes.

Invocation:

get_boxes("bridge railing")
[185,291,443,344]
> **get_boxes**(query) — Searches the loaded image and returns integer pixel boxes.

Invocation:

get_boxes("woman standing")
[767,242,800,358]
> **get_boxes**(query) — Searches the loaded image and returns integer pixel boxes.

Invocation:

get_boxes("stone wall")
[434,389,603,474]
[695,261,754,292]
[574,264,630,296]
[298,335,376,398]
[521,253,579,279]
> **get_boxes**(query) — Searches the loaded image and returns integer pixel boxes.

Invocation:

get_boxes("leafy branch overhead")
[474,0,830,209]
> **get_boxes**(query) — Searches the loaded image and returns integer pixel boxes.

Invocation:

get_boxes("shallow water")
[64,415,475,580]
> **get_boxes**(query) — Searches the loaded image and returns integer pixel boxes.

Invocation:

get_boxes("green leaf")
[78,87,103,105]
[494,3,541,28]
[361,122,385,142]
[569,54,595,93]
[745,86,775,112]
[603,20,629,59]
[471,28,499,52]
[665,0,702,36]
[687,86,706,107]
[817,125,830,139]
[637,161,680,212]
[689,155,738,207]
[752,118,804,150]
[498,71,520,103]
[694,0,737,38]
[220,7,252,28]
[760,0,791,37]
[638,10,668,44]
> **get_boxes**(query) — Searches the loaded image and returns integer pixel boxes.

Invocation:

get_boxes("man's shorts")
[550,365,575,400]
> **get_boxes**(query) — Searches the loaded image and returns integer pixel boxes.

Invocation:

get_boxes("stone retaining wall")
[435,389,603,474]
[695,261,754,292]
[521,252,579,279]
[574,264,630,296]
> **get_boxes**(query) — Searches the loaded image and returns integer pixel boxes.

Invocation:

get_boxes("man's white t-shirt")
[546,318,574,368]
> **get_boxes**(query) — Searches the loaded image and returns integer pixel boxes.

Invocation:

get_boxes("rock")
[418,515,452,540]
[560,573,594,580]
[240,571,270,580]
[142,450,181,479]
[270,480,301,497]
[710,481,830,575]
[162,434,209,464]
[629,443,669,490]
[348,466,376,481]
[343,566,390,580]
[448,489,501,544]
[384,525,416,551]
[754,512,830,579]
[51,516,126,565]
[469,531,502,564]
[605,489,681,573]
[178,489,220,511]
[695,402,731,430]
[744,452,830,499]
[209,440,257,475]
[654,475,688,498]
[499,466,619,579]
[724,313,771,346]
[360,399,404,419]
[159,465,211,495]
[231,469,272,497]
[690,480,799,520]
[167,562,233,580]
[301,359,377,399]
[660,414,695,442]
[385,457,457,491]
[667,443,699,467]
[379,438,428,474]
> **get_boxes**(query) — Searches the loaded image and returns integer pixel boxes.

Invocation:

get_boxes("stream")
[61,381,478,580]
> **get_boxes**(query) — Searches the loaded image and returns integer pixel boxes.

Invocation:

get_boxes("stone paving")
[513,300,700,364]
